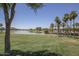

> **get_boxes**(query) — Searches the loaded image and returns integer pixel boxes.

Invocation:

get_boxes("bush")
[44,30,49,34]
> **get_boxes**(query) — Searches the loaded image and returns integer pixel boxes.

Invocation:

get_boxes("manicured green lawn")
[0,33,79,55]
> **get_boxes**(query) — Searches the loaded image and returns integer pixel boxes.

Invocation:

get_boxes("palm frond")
[26,3,43,13]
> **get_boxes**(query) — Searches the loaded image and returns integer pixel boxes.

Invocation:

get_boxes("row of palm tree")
[54,11,78,35]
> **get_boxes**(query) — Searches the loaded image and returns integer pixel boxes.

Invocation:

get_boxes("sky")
[0,3,79,29]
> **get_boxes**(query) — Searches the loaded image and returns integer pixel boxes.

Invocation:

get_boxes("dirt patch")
[62,39,79,45]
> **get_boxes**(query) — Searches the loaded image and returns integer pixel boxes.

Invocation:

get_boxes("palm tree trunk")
[5,23,11,55]
[63,26,64,34]
[2,4,16,55]
[73,19,75,36]
[58,24,60,36]
[0,27,2,32]
[66,22,69,36]
[2,4,11,55]
[1,29,3,32]
[70,20,72,36]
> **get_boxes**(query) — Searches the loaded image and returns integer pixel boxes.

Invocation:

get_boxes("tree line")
[30,11,79,36]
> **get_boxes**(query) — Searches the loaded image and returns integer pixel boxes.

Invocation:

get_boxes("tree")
[75,23,79,29]
[36,27,42,33]
[55,16,61,35]
[61,21,65,33]
[0,3,43,55]
[74,23,79,32]
[49,23,54,33]
[63,13,69,28]
[70,11,78,35]
[43,28,49,34]
[63,13,69,35]
[0,23,3,32]
[29,28,33,32]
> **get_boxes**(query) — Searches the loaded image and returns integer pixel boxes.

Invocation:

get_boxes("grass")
[0,33,79,55]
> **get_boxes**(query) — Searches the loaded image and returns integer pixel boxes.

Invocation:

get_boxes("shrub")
[44,29,49,34]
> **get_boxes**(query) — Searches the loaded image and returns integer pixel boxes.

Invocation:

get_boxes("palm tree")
[0,3,43,55]
[0,23,3,32]
[61,21,65,33]
[68,14,72,34]
[36,27,42,33]
[70,11,78,35]
[63,13,69,35]
[50,23,54,33]
[75,23,79,32]
[75,23,79,29]
[55,16,61,35]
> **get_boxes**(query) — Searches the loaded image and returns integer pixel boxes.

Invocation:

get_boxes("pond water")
[14,30,44,35]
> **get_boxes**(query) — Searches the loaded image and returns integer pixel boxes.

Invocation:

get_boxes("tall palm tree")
[63,13,69,35]
[75,23,79,32]
[75,23,79,29]
[0,23,3,32]
[70,11,78,35]
[0,3,43,55]
[63,13,69,28]
[69,14,72,33]
[55,16,61,35]
[62,21,65,33]
[50,23,54,33]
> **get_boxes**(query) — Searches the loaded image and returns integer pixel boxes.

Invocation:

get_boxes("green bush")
[44,30,49,34]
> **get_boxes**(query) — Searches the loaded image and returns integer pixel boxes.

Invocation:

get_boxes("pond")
[14,30,45,35]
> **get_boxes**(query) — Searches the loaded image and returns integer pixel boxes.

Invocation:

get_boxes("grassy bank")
[0,33,79,55]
